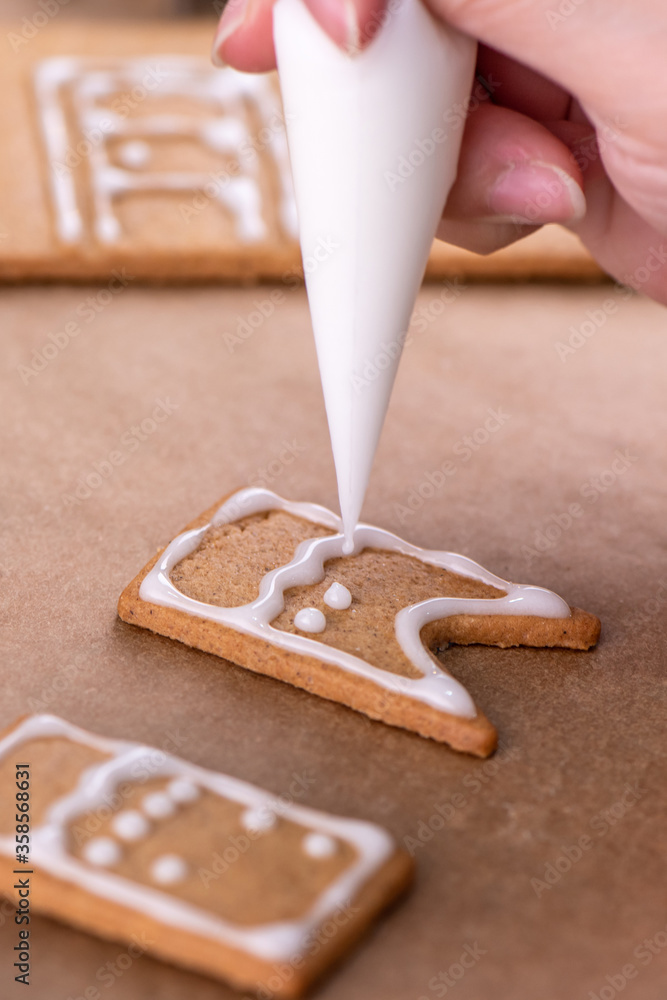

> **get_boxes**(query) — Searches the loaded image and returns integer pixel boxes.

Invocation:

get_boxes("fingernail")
[211,0,249,65]
[306,0,363,56]
[489,161,586,224]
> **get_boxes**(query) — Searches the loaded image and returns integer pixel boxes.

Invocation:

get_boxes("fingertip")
[445,103,586,226]
[212,0,278,73]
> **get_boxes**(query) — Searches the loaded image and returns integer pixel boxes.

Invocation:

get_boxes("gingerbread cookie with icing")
[0,21,300,282]
[0,21,600,282]
[0,714,412,997]
[118,488,601,758]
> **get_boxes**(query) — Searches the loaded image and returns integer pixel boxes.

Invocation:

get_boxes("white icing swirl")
[140,488,571,720]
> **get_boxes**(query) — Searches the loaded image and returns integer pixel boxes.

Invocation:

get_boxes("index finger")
[213,0,390,72]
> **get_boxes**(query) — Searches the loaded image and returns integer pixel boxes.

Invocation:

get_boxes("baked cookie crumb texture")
[118,488,601,758]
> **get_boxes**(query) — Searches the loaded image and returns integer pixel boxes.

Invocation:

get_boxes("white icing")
[241,806,277,834]
[303,833,336,859]
[150,854,189,885]
[140,488,571,720]
[111,810,150,842]
[0,715,393,963]
[117,139,151,168]
[274,0,476,544]
[167,778,200,804]
[82,836,122,867]
[294,607,326,633]
[323,582,351,610]
[142,792,176,819]
[33,56,298,246]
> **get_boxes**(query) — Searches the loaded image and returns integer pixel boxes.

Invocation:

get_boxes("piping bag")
[273,0,476,550]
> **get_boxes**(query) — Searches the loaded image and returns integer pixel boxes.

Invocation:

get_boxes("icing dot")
[142,792,176,819]
[117,140,151,168]
[323,582,352,610]
[302,832,337,859]
[241,806,277,834]
[294,607,326,633]
[82,836,122,867]
[167,778,200,804]
[150,853,189,885]
[111,809,150,842]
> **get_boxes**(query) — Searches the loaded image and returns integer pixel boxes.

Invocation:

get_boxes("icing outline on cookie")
[33,57,298,246]
[139,488,571,720]
[0,714,395,963]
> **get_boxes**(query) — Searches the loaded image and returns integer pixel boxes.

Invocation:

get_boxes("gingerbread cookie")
[0,21,602,282]
[0,21,300,282]
[0,714,412,997]
[118,488,601,758]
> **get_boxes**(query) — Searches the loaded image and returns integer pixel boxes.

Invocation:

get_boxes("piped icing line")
[0,715,394,963]
[139,488,571,721]
[33,56,298,246]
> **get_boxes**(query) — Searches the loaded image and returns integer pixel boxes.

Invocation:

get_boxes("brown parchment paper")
[0,281,666,1000]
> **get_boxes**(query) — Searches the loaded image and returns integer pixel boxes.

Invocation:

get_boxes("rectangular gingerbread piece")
[0,714,413,997]
[0,20,602,282]
[118,488,601,758]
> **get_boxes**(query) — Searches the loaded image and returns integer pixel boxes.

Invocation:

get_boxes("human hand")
[213,0,667,304]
